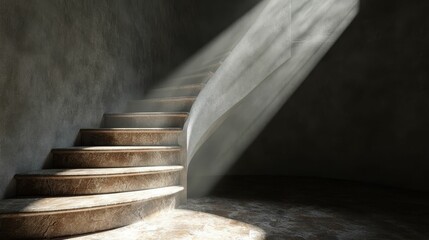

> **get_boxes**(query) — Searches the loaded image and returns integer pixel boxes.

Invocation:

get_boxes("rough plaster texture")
[0,0,262,198]
[228,0,429,191]
[0,0,183,198]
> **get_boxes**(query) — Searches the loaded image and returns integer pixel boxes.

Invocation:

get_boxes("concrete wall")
[0,0,189,198]
[228,0,429,191]
[0,0,260,198]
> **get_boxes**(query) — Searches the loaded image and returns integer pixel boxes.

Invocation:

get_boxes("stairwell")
[0,54,225,238]
[0,0,359,238]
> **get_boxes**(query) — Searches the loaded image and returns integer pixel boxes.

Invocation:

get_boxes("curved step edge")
[79,128,182,146]
[0,186,183,239]
[15,166,184,196]
[52,146,182,168]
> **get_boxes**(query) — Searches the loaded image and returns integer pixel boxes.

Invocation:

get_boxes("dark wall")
[0,0,193,198]
[228,0,429,191]
[0,0,260,198]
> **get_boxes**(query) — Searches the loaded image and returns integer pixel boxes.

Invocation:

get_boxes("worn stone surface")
[0,186,183,238]
[53,146,181,168]
[17,166,183,177]
[16,166,183,196]
[63,209,266,240]
[1,194,180,239]
[63,177,429,240]
[79,128,182,146]
[0,186,183,213]
[103,113,188,128]
[202,177,429,240]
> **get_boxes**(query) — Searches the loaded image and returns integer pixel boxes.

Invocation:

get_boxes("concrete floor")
[67,177,429,240]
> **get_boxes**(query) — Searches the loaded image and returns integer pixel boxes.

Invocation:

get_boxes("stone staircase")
[0,55,223,238]
[0,0,359,237]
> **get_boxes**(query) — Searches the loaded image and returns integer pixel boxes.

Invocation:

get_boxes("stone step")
[150,83,204,98]
[52,146,181,168]
[0,186,183,239]
[15,166,183,196]
[126,97,196,112]
[103,112,188,128]
[79,128,182,146]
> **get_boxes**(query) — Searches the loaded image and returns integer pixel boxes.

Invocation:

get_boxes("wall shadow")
[227,0,429,191]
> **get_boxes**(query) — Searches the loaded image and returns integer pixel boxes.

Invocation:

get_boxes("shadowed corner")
[186,0,359,198]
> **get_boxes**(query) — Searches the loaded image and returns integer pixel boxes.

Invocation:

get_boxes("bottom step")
[0,186,183,239]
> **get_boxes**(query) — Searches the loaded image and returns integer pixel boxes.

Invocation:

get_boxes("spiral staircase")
[0,0,358,238]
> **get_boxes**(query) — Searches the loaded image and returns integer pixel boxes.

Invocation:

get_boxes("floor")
[66,177,429,240]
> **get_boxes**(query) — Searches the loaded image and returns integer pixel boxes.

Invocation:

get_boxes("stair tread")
[16,166,183,177]
[0,186,183,214]
[53,146,181,151]
[153,83,204,91]
[80,128,182,131]
[136,96,197,102]
[104,112,188,116]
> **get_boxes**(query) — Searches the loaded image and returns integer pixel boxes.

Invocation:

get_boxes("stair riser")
[53,150,181,168]
[80,131,181,146]
[16,172,181,196]
[127,100,194,112]
[0,194,179,239]
[103,115,187,128]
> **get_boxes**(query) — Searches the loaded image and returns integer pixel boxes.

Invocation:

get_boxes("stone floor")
[66,177,429,240]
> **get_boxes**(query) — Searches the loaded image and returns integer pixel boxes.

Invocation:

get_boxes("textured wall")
[228,0,429,191]
[0,0,193,198]
[0,0,190,199]
[0,0,261,198]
